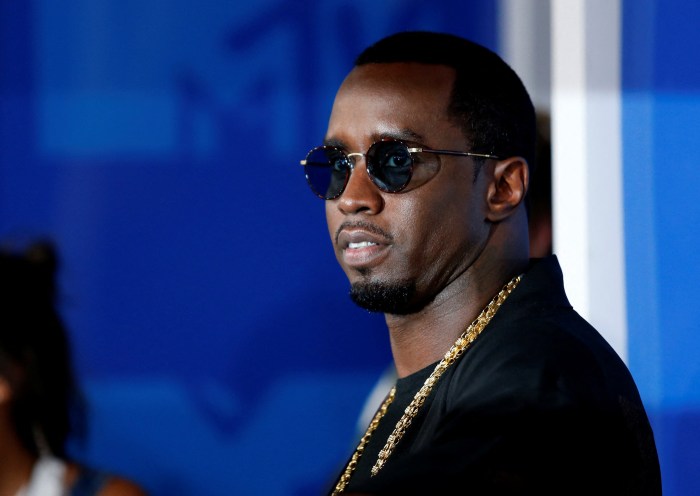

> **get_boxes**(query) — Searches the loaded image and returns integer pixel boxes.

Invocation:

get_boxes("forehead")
[326,63,460,145]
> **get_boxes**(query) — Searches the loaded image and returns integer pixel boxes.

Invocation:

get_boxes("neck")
[385,253,528,378]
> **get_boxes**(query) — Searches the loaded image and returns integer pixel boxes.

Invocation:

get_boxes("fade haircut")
[355,31,536,169]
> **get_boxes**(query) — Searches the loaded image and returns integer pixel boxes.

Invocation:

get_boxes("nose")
[335,155,384,215]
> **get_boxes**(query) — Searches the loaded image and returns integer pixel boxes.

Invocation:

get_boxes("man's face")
[325,63,491,314]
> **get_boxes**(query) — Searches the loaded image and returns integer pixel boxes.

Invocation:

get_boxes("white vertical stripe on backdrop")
[501,0,627,362]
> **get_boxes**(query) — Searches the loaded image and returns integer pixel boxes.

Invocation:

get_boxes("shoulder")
[67,463,147,496]
[97,477,148,496]
[448,309,639,408]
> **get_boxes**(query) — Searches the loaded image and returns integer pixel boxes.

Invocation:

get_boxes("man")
[300,32,661,495]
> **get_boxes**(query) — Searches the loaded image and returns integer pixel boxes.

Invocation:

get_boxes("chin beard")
[349,280,425,315]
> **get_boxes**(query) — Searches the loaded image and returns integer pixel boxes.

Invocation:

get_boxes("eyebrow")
[323,137,346,148]
[323,128,427,150]
[380,128,425,143]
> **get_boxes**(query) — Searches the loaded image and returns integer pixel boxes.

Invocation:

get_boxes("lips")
[336,223,392,269]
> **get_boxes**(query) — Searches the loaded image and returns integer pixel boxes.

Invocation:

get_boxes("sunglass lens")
[303,147,349,199]
[368,141,413,192]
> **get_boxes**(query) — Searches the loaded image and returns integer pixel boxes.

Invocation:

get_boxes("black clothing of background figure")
[299,31,661,495]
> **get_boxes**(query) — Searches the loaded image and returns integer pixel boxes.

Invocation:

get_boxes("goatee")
[349,280,422,315]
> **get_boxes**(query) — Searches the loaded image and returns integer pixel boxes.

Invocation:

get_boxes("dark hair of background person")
[0,240,148,495]
[528,111,553,258]
[355,31,537,171]
[0,240,87,458]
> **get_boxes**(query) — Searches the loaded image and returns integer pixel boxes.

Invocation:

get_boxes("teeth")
[348,241,377,249]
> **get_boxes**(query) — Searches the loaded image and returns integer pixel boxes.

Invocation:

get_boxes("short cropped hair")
[355,31,536,168]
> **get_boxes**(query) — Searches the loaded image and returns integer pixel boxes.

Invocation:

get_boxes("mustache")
[335,220,394,244]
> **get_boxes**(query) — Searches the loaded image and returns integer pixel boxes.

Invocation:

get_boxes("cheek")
[397,186,482,262]
[325,203,338,240]
[395,199,457,259]
[324,206,331,232]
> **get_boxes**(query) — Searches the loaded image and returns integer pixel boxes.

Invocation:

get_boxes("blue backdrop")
[0,1,497,494]
[3,1,698,494]
[623,1,700,495]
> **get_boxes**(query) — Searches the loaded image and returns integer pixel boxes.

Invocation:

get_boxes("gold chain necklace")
[331,274,522,495]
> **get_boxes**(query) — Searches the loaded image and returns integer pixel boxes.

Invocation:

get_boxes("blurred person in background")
[0,240,147,496]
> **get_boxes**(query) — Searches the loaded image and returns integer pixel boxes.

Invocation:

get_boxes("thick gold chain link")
[332,274,521,494]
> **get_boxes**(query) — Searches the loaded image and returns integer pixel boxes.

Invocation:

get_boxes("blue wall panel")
[623,1,700,495]
[0,1,497,494]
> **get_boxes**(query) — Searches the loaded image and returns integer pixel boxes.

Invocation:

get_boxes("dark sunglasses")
[300,138,499,200]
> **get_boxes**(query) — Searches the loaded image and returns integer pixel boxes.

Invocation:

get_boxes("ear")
[485,157,529,222]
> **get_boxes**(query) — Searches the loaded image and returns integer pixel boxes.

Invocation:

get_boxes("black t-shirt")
[333,256,661,496]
